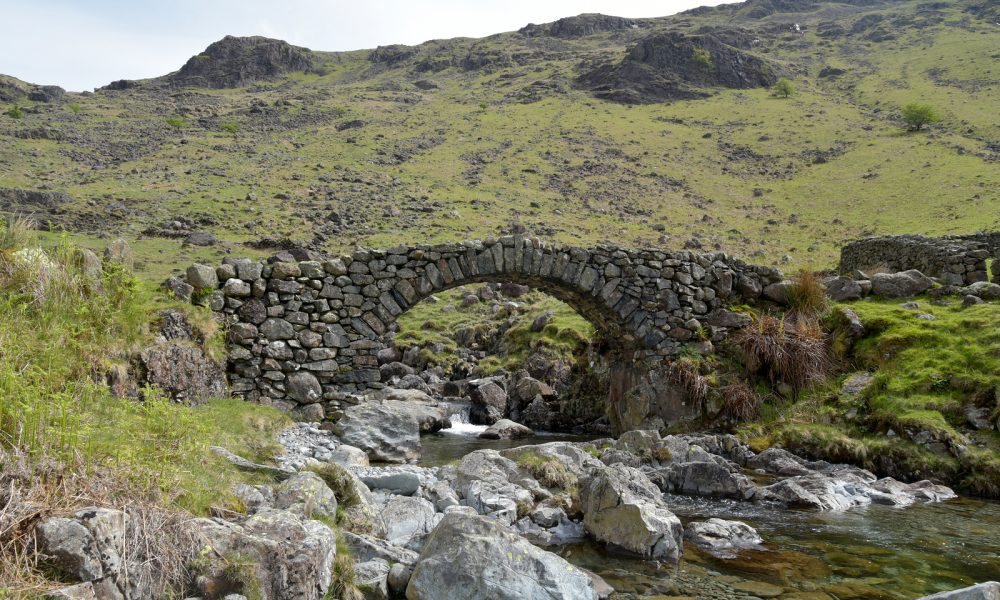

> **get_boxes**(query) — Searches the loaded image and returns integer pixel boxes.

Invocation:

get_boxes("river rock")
[871,269,933,298]
[479,418,534,439]
[757,473,880,510]
[405,512,598,600]
[684,518,763,558]
[330,444,370,467]
[469,381,508,425]
[382,496,440,548]
[384,398,449,433]
[355,559,390,600]
[917,582,1000,600]
[657,461,757,500]
[578,464,684,563]
[332,401,421,463]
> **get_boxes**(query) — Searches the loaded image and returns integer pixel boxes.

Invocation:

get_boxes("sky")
[0,0,735,91]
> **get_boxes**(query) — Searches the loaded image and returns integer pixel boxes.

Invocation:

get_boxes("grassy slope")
[0,241,289,512]
[0,0,994,282]
[745,296,1000,496]
[395,286,595,375]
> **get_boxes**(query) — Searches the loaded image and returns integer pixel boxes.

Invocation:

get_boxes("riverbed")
[420,428,1000,599]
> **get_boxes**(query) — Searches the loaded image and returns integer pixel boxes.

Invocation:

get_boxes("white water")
[442,403,488,436]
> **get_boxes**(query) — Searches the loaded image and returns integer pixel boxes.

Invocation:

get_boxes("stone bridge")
[178,237,784,431]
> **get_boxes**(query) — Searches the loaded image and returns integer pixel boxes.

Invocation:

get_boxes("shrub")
[220,122,240,135]
[901,102,941,131]
[5,105,23,119]
[67,102,81,114]
[772,77,795,98]
[164,117,186,129]
[785,270,827,315]
[730,314,832,392]
[692,47,714,70]
[723,381,761,421]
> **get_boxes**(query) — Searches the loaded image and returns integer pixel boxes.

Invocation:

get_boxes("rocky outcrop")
[167,36,314,88]
[138,342,227,404]
[405,512,598,600]
[579,31,782,104]
[520,13,648,38]
[0,187,72,213]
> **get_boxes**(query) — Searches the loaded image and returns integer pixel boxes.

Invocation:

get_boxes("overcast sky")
[0,0,734,91]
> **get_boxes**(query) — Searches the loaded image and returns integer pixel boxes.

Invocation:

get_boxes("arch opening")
[381,281,631,434]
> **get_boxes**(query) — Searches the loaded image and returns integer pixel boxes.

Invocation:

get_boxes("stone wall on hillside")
[839,234,993,285]
[174,237,783,413]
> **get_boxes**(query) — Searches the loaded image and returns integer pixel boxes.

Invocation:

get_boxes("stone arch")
[189,236,783,425]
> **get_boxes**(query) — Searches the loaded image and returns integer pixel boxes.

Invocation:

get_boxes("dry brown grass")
[667,358,709,405]
[0,452,200,598]
[730,314,832,392]
[785,269,828,316]
[722,382,762,422]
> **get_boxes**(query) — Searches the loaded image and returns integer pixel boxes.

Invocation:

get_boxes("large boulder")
[332,401,422,463]
[578,464,684,563]
[191,508,337,600]
[469,381,508,425]
[405,512,598,600]
[382,496,440,548]
[871,270,933,298]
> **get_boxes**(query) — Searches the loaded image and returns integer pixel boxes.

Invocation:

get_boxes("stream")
[420,413,1000,599]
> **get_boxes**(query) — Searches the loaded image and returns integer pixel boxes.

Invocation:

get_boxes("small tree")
[901,102,940,131]
[772,77,795,98]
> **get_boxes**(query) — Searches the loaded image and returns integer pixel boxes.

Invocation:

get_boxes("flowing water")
[420,412,1000,599]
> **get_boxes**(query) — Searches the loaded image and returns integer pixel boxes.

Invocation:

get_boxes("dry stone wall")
[839,234,993,286]
[177,237,783,411]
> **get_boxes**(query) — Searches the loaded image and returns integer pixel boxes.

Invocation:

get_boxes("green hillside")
[0,0,997,282]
